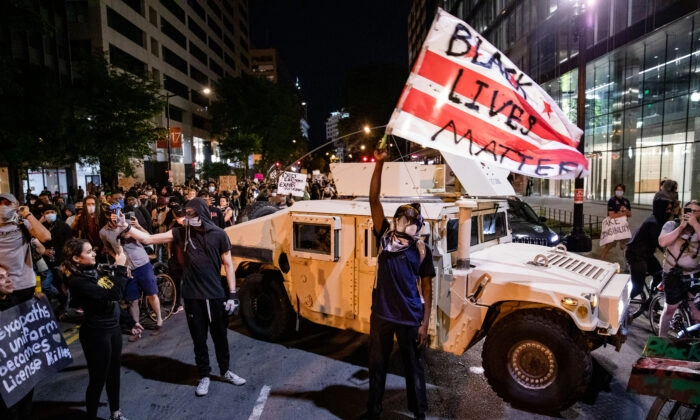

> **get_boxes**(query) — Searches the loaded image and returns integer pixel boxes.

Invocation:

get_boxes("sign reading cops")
[0,296,72,407]
[277,171,307,196]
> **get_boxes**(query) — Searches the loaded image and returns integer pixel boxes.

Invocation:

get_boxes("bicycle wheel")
[629,288,649,320]
[148,273,177,322]
[649,292,665,336]
[646,396,699,420]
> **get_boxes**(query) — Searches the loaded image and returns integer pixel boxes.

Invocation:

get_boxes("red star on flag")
[542,101,553,118]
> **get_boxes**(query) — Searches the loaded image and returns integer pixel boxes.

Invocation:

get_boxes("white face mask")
[209,186,215,193]
[186,216,202,227]
[615,190,623,198]
[45,213,57,223]
[0,204,18,224]
[87,205,96,214]
[145,191,153,196]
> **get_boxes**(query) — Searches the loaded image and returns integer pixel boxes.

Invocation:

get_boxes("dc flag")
[387,8,588,180]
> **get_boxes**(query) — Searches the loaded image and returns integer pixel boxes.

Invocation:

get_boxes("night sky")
[250,0,410,145]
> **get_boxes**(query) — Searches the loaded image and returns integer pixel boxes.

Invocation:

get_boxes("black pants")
[367,313,427,418]
[185,298,230,377]
[625,254,662,298]
[79,326,122,419]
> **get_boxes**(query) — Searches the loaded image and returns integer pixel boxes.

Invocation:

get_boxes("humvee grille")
[545,252,607,280]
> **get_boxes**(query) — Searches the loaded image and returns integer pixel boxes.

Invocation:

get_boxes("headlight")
[561,297,578,311]
[551,233,559,243]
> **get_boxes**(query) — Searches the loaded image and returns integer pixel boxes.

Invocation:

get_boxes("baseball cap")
[0,193,18,205]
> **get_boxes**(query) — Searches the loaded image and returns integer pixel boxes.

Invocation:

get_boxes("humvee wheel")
[482,310,592,411]
[240,272,294,341]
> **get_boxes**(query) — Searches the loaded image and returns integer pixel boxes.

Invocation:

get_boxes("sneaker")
[223,370,246,386]
[128,333,140,342]
[196,377,210,396]
[109,413,129,420]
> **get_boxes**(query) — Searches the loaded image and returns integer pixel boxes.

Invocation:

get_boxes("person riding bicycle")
[625,198,673,304]
[657,200,700,337]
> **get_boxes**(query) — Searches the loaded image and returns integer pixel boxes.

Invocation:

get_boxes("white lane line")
[248,385,271,420]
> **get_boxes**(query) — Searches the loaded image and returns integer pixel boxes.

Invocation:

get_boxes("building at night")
[409,0,699,206]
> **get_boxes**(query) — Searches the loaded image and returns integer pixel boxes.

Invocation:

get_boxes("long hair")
[60,238,90,277]
[73,195,105,243]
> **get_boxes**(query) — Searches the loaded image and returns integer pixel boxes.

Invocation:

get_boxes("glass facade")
[448,0,699,206]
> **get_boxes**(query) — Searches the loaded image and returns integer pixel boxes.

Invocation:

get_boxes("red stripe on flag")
[400,88,588,171]
[416,50,577,148]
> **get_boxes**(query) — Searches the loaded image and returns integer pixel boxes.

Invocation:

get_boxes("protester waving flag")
[387,8,587,180]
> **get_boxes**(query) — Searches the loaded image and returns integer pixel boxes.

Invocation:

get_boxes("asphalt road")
[30,305,659,420]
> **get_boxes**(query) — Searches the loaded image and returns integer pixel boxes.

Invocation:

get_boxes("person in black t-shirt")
[121,197,246,397]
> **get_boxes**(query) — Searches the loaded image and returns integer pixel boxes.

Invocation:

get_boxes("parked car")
[507,196,561,246]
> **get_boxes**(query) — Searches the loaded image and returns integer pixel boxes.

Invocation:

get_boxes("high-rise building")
[412,1,699,206]
[250,48,278,83]
[67,0,251,185]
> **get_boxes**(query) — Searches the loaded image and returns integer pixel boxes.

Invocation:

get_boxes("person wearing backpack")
[364,149,435,420]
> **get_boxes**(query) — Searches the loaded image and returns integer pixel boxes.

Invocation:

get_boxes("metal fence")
[529,206,604,239]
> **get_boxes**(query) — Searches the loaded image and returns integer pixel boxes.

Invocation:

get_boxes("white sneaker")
[223,370,246,386]
[195,377,210,396]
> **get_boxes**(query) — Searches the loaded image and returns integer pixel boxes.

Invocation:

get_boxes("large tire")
[238,201,279,223]
[240,272,294,341]
[482,310,592,412]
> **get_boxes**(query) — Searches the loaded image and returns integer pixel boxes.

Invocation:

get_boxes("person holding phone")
[657,200,700,336]
[63,239,143,420]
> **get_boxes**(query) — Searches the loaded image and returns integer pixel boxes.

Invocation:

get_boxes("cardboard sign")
[218,175,237,192]
[277,172,307,196]
[0,296,72,407]
[599,216,631,246]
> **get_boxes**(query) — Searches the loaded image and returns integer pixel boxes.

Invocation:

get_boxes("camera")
[124,211,135,220]
[684,207,692,214]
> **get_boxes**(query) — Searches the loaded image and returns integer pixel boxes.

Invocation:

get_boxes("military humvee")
[226,157,631,411]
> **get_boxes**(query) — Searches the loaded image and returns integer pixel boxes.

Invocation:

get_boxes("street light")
[282,124,388,172]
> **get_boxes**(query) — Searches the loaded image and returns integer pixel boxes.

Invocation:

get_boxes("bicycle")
[628,272,662,320]
[648,288,696,338]
[137,271,177,324]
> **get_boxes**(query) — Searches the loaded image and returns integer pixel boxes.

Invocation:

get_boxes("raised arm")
[18,206,51,242]
[369,149,387,234]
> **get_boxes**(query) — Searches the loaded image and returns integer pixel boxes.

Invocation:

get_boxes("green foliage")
[71,53,165,188]
[210,73,305,172]
[198,161,232,181]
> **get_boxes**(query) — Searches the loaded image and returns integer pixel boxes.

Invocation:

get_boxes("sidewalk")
[521,195,651,269]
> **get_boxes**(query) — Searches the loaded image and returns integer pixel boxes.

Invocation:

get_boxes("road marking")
[63,326,80,345]
[248,385,271,420]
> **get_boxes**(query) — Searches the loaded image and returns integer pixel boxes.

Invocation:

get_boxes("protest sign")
[277,172,307,196]
[386,8,588,179]
[599,216,632,246]
[219,175,237,192]
[0,296,72,407]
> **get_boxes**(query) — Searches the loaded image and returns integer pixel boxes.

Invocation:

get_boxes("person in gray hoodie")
[121,197,246,397]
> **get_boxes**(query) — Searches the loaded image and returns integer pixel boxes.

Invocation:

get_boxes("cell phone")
[684,207,692,214]
[125,211,135,220]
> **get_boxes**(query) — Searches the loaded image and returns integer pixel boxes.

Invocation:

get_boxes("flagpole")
[565,1,592,252]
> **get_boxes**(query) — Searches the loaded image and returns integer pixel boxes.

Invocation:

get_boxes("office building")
[412,0,699,206]
[67,0,251,185]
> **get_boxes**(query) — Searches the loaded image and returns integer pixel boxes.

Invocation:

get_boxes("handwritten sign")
[277,172,307,196]
[0,296,72,407]
[599,216,631,246]
[386,8,587,179]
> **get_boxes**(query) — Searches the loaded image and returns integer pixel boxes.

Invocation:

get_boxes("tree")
[210,73,305,174]
[198,161,232,182]
[71,54,165,189]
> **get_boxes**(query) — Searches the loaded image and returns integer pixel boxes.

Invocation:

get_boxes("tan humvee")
[225,157,631,411]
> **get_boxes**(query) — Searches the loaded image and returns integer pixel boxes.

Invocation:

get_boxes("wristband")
[123,225,132,234]
[229,291,238,300]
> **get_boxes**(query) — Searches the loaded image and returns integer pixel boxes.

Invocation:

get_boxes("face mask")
[131,202,138,208]
[186,216,202,227]
[45,213,57,223]
[615,191,623,198]
[75,207,83,214]
[209,186,215,193]
[0,204,18,224]
[145,191,153,196]
[87,205,96,214]
[395,216,418,236]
